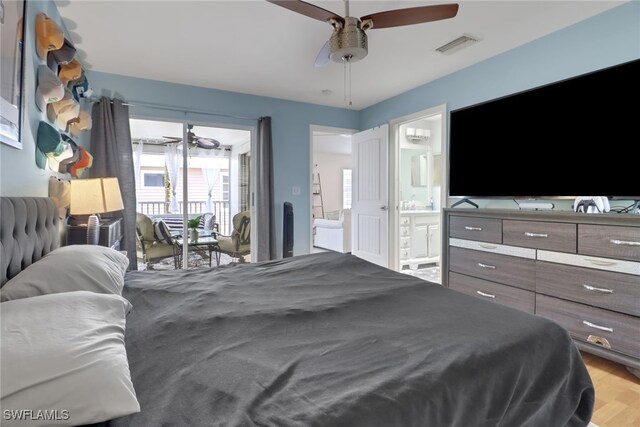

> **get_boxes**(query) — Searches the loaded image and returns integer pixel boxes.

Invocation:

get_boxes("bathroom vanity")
[400,210,441,269]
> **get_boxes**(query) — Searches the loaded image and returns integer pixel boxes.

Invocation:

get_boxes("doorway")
[130,118,253,269]
[390,105,447,282]
[309,126,355,254]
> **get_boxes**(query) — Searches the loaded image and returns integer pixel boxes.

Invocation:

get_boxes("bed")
[0,197,594,427]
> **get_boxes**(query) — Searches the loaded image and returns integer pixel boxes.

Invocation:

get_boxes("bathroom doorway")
[390,105,447,282]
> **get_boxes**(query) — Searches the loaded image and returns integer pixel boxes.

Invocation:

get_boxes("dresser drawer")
[536,294,640,358]
[449,216,502,244]
[449,247,535,291]
[536,261,640,316]
[579,224,640,262]
[503,220,576,253]
[449,272,535,314]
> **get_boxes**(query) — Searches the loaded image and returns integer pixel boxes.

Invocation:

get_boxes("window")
[343,169,352,209]
[222,174,229,201]
[143,172,165,188]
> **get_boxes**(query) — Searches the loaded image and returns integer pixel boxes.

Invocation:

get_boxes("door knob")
[380,206,388,211]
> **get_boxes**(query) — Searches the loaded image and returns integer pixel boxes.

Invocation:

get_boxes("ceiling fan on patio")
[267,0,459,67]
[163,128,221,150]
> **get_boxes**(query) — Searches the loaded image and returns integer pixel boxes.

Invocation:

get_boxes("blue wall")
[87,71,359,255]
[361,1,640,129]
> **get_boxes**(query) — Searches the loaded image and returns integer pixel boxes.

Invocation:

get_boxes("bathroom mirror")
[411,154,427,187]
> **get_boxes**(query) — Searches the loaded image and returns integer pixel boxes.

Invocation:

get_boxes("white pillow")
[0,245,129,302]
[0,291,140,426]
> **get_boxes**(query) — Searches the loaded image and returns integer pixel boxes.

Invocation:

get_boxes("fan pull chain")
[348,59,352,107]
[343,60,347,102]
[342,55,353,107]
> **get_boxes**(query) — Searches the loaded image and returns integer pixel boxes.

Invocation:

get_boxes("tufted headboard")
[1,197,60,286]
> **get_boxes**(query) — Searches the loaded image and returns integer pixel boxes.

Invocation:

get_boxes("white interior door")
[351,125,389,267]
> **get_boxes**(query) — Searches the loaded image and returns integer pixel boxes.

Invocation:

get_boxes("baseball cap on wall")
[47,90,79,131]
[46,38,76,72]
[58,136,81,174]
[70,146,94,178]
[47,141,74,172]
[35,65,64,112]
[58,58,82,85]
[70,72,91,102]
[35,13,63,60]
[68,110,92,137]
[35,121,64,169]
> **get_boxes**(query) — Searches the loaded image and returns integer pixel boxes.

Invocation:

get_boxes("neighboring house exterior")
[136,153,231,232]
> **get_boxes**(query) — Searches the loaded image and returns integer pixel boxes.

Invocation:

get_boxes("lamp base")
[86,214,100,245]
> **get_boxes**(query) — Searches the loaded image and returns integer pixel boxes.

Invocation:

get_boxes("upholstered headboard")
[1,197,60,286]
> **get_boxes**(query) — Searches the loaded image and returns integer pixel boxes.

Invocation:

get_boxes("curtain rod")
[87,96,260,121]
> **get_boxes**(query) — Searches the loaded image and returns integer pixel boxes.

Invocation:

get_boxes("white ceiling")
[56,1,624,109]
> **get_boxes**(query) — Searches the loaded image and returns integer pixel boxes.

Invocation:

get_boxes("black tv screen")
[449,59,639,199]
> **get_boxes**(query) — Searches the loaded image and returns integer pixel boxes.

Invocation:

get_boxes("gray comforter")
[111,252,593,427]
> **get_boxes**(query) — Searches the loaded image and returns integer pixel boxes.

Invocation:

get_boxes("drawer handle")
[585,258,617,267]
[610,239,640,247]
[582,320,613,333]
[524,232,548,238]
[587,335,612,349]
[465,226,483,231]
[477,262,496,270]
[582,284,613,294]
[479,244,498,250]
[476,290,496,299]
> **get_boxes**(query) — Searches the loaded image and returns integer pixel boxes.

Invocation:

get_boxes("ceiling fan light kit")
[329,17,368,63]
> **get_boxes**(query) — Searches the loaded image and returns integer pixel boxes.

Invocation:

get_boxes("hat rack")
[34,12,93,175]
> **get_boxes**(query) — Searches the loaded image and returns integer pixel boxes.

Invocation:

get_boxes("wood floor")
[582,352,640,427]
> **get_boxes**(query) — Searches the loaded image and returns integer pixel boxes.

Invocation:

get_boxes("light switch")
[292,186,301,195]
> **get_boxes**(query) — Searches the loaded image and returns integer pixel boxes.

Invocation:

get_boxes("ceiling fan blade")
[314,40,331,67]
[162,136,183,142]
[195,138,221,150]
[361,4,459,29]
[267,0,343,24]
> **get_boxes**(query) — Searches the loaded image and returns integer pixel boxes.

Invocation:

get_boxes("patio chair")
[214,210,250,265]
[136,212,177,269]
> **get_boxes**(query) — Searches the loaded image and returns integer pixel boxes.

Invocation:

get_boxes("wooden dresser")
[442,209,640,372]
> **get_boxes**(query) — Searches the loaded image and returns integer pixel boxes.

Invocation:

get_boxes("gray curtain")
[255,116,276,261]
[90,98,137,270]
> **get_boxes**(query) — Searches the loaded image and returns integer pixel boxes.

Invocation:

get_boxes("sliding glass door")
[130,118,251,269]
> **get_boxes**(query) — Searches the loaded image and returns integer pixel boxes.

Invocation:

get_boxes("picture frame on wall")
[0,0,26,149]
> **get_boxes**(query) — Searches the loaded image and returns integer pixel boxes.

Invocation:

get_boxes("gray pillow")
[0,245,129,302]
[0,291,140,426]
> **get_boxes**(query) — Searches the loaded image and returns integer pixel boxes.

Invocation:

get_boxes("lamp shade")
[70,177,124,215]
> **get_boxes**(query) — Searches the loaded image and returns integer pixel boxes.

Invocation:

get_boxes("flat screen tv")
[449,59,639,200]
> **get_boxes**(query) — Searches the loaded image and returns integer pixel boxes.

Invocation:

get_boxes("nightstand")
[67,218,123,249]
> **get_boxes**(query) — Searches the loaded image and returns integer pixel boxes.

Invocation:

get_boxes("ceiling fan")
[267,0,459,67]
[162,129,222,150]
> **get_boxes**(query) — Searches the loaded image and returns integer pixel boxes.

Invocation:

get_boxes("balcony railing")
[137,200,231,234]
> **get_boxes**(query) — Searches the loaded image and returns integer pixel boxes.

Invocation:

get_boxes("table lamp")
[70,177,124,244]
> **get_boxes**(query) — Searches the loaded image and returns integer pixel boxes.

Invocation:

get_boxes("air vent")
[435,34,479,55]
